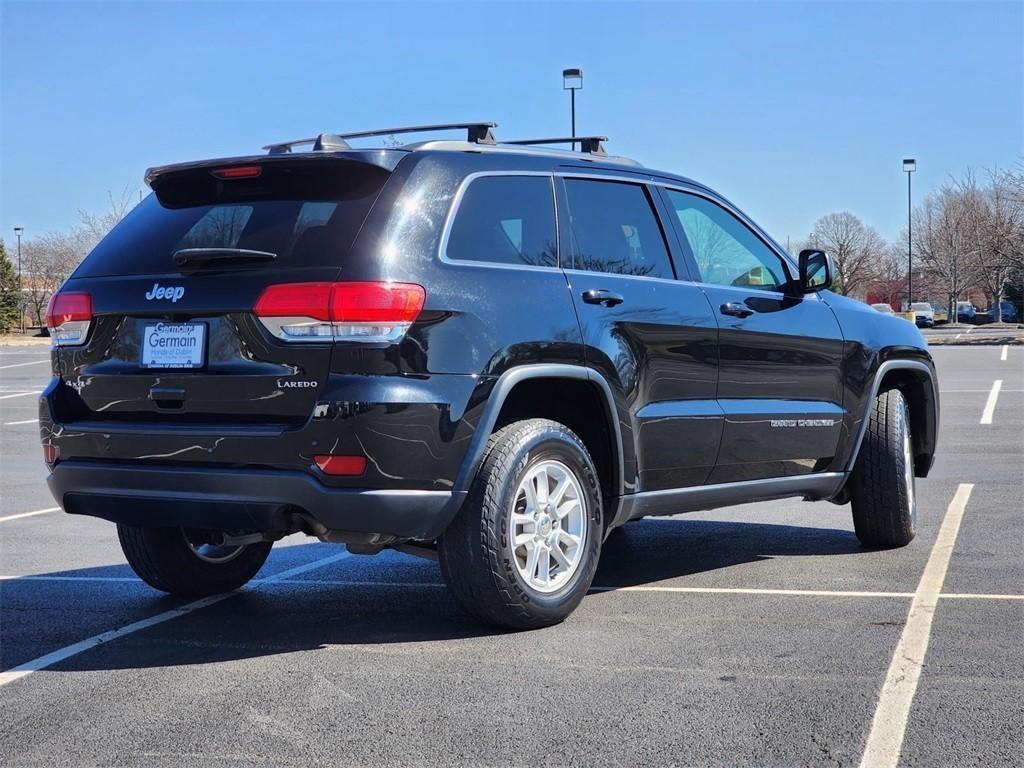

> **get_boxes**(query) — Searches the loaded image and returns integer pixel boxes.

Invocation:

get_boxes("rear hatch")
[51,156,393,426]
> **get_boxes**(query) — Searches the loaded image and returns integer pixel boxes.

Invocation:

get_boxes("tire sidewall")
[491,429,603,621]
[895,392,917,530]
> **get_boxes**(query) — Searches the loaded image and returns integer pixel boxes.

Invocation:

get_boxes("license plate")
[141,322,206,369]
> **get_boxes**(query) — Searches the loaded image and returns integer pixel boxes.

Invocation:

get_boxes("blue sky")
[2,0,1021,248]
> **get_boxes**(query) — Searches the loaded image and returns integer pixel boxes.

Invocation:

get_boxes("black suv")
[41,122,939,629]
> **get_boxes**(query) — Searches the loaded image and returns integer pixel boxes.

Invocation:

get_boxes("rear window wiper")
[173,248,277,268]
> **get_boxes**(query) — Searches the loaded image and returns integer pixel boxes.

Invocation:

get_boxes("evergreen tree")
[0,240,23,333]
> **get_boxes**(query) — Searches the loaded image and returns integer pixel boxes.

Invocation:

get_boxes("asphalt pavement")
[0,344,1021,767]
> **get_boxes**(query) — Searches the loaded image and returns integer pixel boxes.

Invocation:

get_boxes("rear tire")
[117,525,272,596]
[849,389,917,548]
[438,419,603,630]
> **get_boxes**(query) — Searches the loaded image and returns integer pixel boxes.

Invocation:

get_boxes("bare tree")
[911,179,982,321]
[20,231,85,326]
[806,212,887,298]
[19,191,135,326]
[869,245,910,306]
[77,188,137,252]
[975,168,1024,321]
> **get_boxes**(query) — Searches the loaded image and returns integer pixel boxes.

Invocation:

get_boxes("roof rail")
[263,122,498,154]
[503,136,608,157]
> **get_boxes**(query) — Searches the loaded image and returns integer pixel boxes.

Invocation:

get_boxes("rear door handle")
[719,301,753,318]
[582,289,624,307]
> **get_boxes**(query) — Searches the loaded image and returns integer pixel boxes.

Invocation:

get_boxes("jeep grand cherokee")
[40,122,939,629]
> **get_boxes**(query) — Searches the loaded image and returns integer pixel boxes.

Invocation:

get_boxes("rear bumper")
[47,460,465,540]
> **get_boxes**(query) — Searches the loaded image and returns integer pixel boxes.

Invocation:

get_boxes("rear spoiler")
[144,149,406,189]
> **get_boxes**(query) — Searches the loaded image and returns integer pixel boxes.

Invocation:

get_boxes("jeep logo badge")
[145,283,185,303]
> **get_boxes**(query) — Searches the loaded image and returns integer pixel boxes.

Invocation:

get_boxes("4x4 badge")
[145,283,185,302]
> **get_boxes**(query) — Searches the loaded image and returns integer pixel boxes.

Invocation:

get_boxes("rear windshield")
[74,160,390,277]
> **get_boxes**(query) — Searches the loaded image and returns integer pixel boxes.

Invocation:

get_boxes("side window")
[562,179,674,279]
[445,176,557,267]
[666,190,789,291]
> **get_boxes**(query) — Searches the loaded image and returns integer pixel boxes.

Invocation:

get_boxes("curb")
[926,338,1024,346]
[0,338,51,348]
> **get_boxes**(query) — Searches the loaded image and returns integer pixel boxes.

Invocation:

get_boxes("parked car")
[40,122,940,629]
[871,303,896,315]
[956,301,977,324]
[910,302,936,327]
[983,300,1019,323]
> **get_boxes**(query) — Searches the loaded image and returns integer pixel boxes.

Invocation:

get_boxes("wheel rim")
[509,459,588,594]
[182,529,246,564]
[900,400,917,524]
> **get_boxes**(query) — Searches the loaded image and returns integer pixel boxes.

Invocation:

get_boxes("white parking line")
[0,390,42,400]
[940,388,1023,393]
[940,592,1024,600]
[5,573,1021,601]
[0,550,351,688]
[979,380,1002,424]
[1001,345,1008,361]
[859,483,974,768]
[0,507,60,523]
[0,575,140,582]
[4,418,38,426]
[0,359,48,370]
[589,585,915,598]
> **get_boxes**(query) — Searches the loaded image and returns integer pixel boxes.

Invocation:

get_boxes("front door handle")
[582,289,624,307]
[720,301,754,318]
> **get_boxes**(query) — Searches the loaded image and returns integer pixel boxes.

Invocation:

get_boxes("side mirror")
[798,249,833,293]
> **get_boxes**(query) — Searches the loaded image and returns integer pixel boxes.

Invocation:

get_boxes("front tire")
[118,525,272,596]
[849,389,917,548]
[438,419,603,630]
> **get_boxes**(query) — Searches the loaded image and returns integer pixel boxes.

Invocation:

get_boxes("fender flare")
[450,364,626,500]
[844,359,939,474]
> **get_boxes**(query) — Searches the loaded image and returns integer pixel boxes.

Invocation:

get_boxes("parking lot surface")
[1,345,1021,767]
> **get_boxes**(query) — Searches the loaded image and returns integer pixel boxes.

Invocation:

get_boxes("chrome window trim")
[437,170,561,273]
[435,168,807,294]
[562,268,690,288]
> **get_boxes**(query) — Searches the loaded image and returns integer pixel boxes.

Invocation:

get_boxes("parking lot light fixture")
[13,226,24,333]
[903,159,916,306]
[562,68,583,150]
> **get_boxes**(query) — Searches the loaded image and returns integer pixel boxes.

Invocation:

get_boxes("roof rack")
[503,136,608,157]
[263,122,498,154]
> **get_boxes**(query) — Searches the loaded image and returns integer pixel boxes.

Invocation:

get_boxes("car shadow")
[2,517,863,673]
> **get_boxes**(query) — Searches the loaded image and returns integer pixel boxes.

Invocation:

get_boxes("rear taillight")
[45,292,93,346]
[254,282,425,343]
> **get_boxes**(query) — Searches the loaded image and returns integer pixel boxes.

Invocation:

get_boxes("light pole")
[903,158,916,308]
[13,226,23,334]
[562,68,583,150]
